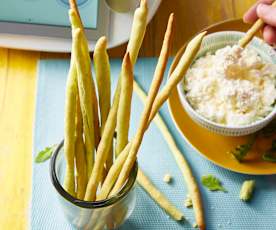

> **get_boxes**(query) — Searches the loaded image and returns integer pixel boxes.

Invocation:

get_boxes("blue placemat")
[31,58,276,230]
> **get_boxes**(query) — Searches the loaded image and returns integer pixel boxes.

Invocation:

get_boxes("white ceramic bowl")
[177,31,276,136]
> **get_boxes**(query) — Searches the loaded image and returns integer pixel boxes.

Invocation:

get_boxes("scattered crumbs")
[210,206,215,210]
[218,223,222,228]
[193,223,198,228]
[227,220,231,225]
[184,194,193,208]
[163,173,172,184]
[166,215,170,219]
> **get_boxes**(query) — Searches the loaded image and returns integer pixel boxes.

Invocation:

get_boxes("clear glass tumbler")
[50,141,137,230]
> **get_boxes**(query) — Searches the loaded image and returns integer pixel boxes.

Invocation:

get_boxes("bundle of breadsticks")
[64,0,206,229]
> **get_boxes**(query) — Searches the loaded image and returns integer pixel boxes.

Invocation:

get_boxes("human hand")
[244,0,276,44]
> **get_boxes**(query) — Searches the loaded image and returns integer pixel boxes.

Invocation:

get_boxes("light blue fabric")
[31,58,276,230]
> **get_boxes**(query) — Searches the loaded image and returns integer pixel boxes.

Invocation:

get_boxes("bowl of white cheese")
[178,31,276,136]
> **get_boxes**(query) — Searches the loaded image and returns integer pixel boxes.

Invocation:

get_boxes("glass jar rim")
[50,140,138,209]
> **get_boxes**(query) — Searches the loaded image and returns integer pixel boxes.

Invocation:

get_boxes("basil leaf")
[201,175,227,192]
[35,144,57,163]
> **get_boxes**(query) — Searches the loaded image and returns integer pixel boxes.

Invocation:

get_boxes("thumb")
[257,3,276,27]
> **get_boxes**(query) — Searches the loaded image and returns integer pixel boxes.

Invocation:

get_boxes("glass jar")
[50,141,137,230]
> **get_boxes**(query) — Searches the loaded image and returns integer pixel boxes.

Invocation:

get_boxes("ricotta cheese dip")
[184,45,276,126]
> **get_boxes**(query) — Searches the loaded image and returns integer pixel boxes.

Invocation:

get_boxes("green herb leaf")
[262,140,276,163]
[259,119,276,137]
[230,135,256,162]
[201,175,227,192]
[35,144,57,163]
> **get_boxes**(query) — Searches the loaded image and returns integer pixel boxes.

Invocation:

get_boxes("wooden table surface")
[0,0,256,229]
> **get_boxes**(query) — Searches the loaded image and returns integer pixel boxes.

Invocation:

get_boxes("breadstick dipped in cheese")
[239,1,276,48]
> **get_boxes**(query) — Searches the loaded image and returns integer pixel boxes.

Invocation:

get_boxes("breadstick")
[94,37,113,169]
[69,9,101,149]
[72,28,95,178]
[137,169,184,221]
[83,53,130,201]
[116,54,134,156]
[127,0,148,64]
[239,1,276,48]
[96,13,174,199]
[75,93,87,200]
[96,143,131,201]
[109,13,174,197]
[134,81,205,230]
[64,54,77,197]
[148,31,206,124]
[84,0,148,201]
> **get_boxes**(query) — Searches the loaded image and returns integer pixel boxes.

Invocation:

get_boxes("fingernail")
[257,3,268,16]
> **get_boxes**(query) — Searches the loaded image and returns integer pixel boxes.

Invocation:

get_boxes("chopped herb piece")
[230,135,256,162]
[35,144,57,163]
[262,140,276,163]
[201,175,227,192]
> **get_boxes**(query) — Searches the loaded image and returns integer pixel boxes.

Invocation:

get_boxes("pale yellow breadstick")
[75,94,87,200]
[137,169,184,221]
[69,9,101,149]
[239,1,276,48]
[116,54,134,156]
[127,0,148,64]
[109,13,175,197]
[84,0,148,201]
[83,53,131,201]
[134,81,205,230]
[96,143,131,201]
[72,28,95,178]
[64,53,77,197]
[148,31,206,124]
[95,13,174,200]
[93,36,113,169]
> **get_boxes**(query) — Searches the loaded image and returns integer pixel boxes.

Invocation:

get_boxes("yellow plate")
[168,19,276,175]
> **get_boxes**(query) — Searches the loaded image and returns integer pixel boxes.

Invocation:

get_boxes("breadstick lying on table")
[137,169,184,221]
[239,1,276,48]
[134,81,205,230]
[93,37,113,170]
